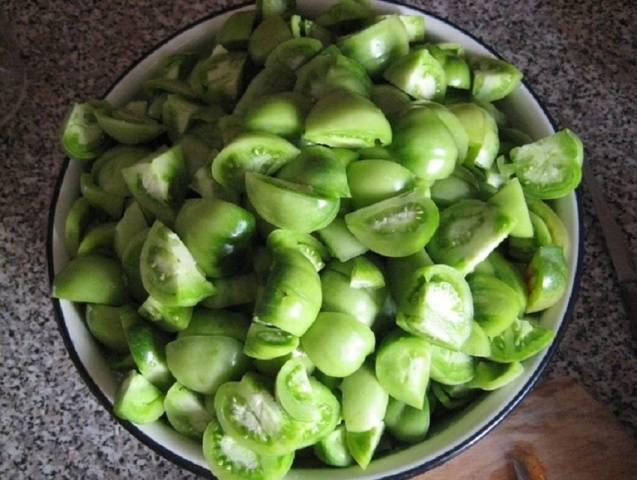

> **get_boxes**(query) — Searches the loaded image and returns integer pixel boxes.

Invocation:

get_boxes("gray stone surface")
[1,0,635,478]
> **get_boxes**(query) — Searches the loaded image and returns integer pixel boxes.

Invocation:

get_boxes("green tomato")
[313,425,353,467]
[468,274,520,337]
[244,92,311,140]
[64,197,92,257]
[200,273,259,309]
[254,249,321,336]
[316,0,374,30]
[94,106,165,145]
[166,335,248,395]
[345,423,384,469]
[385,249,433,305]
[245,173,340,233]
[140,221,215,307]
[126,323,173,390]
[345,187,439,258]
[77,222,116,256]
[318,217,368,263]
[347,159,415,209]
[235,63,296,115]
[341,363,388,432]
[138,296,193,332]
[460,321,491,357]
[60,102,109,161]
[175,198,255,278]
[471,57,523,103]
[489,317,555,363]
[92,145,151,197]
[244,322,300,360]
[489,177,533,238]
[52,254,128,306]
[474,250,528,315]
[267,228,330,272]
[338,16,409,75]
[467,360,524,390]
[190,52,248,107]
[85,304,129,352]
[385,395,430,443]
[391,106,458,183]
[80,172,124,220]
[217,10,257,51]
[525,245,568,313]
[178,307,250,342]
[450,103,499,170]
[301,312,375,377]
[249,15,293,66]
[303,90,391,148]
[113,370,165,424]
[443,54,471,90]
[161,94,202,141]
[212,132,300,192]
[429,344,475,385]
[120,228,149,303]
[427,199,515,275]
[370,84,411,120]
[203,418,295,480]
[372,15,425,43]
[526,196,570,258]
[114,202,148,260]
[383,48,446,102]
[430,166,480,207]
[164,382,212,439]
[397,264,473,350]
[265,37,324,70]
[375,332,431,409]
[350,256,385,289]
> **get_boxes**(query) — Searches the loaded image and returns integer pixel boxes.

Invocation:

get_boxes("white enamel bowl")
[48,1,582,478]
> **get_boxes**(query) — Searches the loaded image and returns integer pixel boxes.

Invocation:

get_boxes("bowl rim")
[46,1,584,478]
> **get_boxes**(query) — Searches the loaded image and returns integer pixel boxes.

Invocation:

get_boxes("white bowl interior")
[50,1,580,478]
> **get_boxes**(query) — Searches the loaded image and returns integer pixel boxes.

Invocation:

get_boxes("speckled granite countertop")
[1,0,636,478]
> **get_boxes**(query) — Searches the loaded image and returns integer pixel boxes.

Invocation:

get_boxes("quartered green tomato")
[397,264,473,350]
[460,321,491,357]
[254,249,322,336]
[320,267,386,327]
[371,15,425,43]
[203,418,295,480]
[175,198,255,278]
[499,127,533,155]
[467,360,524,390]
[414,101,470,164]
[244,322,300,360]
[508,211,551,262]
[140,221,215,307]
[526,196,570,258]
[235,63,296,114]
[178,308,250,342]
[439,53,471,90]
[258,0,295,17]
[301,312,375,377]
[345,187,439,258]
[350,256,385,289]
[64,197,91,257]
[525,245,568,313]
[212,132,300,192]
[276,146,351,198]
[429,344,475,385]
[265,37,323,70]
[122,145,189,226]
[80,173,124,220]
[385,249,433,305]
[315,0,374,31]
[511,129,583,200]
[115,202,148,259]
[267,228,330,272]
[120,228,149,302]
[85,304,129,352]
[295,47,373,99]
[450,103,499,170]
[391,106,458,183]
[214,374,303,456]
[474,250,527,315]
[244,92,311,140]
[52,254,128,305]
[313,425,353,467]
[217,10,257,51]
[144,77,197,100]
[166,335,248,395]
[126,323,173,390]
[338,16,409,75]
[249,15,293,66]
[200,273,258,309]
[190,52,248,107]
[138,296,192,332]
[303,90,392,148]
[92,145,151,197]
[347,159,415,209]
[471,57,523,103]
[489,177,533,238]
[345,423,384,469]
[318,217,369,262]
[384,395,430,443]
[341,363,388,432]
[164,382,212,439]
[430,166,480,207]
[245,173,340,233]
[370,84,411,120]
[161,94,202,141]
[94,106,165,145]
[375,332,431,408]
[468,274,519,337]
[383,48,446,101]
[254,348,315,378]
[489,317,555,363]
[60,102,109,161]
[77,222,116,256]
[427,199,515,275]
[113,370,165,424]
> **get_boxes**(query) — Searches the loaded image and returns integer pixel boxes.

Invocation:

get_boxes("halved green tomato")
[203,418,294,480]
[345,187,439,257]
[397,264,473,350]
[511,129,583,199]
[302,90,392,148]
[245,173,340,233]
[140,221,215,307]
[212,132,300,192]
[375,332,431,409]
[427,199,515,275]
[489,317,555,363]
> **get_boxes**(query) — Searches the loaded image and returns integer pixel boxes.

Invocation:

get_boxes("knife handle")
[619,280,637,342]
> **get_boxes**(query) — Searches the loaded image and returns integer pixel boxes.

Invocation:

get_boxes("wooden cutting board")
[418,377,637,479]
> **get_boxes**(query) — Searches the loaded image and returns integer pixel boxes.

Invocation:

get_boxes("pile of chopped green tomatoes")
[53,0,582,478]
